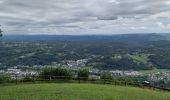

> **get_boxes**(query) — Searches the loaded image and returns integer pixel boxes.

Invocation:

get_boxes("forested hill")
[1,33,167,42]
[1,33,170,70]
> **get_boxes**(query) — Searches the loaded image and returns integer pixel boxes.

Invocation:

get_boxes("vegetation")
[128,54,149,64]
[100,72,113,80]
[0,74,10,83]
[39,67,90,81]
[1,34,170,70]
[39,67,73,79]
[0,67,149,87]
[78,68,89,80]
[0,83,169,100]
[0,26,2,37]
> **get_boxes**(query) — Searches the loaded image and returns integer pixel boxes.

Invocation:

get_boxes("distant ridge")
[1,33,167,42]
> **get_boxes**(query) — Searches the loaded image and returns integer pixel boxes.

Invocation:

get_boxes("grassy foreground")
[0,83,169,100]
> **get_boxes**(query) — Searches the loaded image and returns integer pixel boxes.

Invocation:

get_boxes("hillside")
[1,33,167,42]
[1,34,170,70]
[0,83,169,100]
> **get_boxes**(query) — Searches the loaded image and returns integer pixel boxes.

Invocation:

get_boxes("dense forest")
[1,33,170,70]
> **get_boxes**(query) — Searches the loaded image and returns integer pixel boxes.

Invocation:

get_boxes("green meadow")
[0,83,169,100]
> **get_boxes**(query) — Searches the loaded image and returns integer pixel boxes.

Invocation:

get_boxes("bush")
[22,76,35,82]
[78,68,89,80]
[0,74,10,83]
[39,67,73,80]
[101,72,113,80]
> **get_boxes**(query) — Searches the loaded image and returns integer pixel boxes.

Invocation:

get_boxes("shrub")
[39,67,72,80]
[22,76,35,82]
[0,74,10,83]
[78,68,89,80]
[101,72,113,80]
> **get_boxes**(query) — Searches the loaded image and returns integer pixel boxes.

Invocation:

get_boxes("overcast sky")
[0,0,170,35]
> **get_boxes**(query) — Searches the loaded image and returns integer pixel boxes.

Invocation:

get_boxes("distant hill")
[1,33,170,70]
[1,33,167,42]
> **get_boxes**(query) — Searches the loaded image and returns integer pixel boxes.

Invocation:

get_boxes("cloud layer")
[0,0,170,35]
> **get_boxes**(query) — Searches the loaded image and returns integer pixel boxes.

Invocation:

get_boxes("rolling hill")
[1,33,170,70]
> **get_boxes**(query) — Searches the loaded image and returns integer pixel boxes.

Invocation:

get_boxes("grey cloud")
[0,0,170,34]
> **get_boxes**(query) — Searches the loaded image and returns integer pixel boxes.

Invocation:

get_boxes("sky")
[0,0,170,35]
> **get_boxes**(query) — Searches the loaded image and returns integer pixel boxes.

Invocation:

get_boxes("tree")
[39,67,72,80]
[0,25,3,37]
[78,68,89,80]
[101,72,113,80]
[0,74,10,83]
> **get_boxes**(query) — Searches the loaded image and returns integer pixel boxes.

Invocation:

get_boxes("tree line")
[39,67,90,80]
[1,67,170,90]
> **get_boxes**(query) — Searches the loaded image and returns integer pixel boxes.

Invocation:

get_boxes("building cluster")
[0,68,37,79]
[110,70,141,76]
[1,59,170,82]
[66,59,88,68]
[148,71,170,82]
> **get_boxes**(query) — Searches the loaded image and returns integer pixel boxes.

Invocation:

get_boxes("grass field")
[128,54,149,64]
[0,83,170,100]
